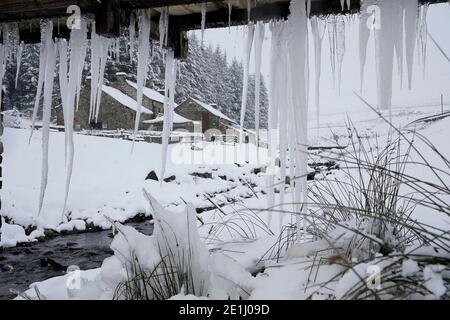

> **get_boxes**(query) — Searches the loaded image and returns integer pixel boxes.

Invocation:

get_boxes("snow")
[102,84,153,114]
[188,97,235,123]
[126,80,173,106]
[143,113,194,124]
[0,218,36,248]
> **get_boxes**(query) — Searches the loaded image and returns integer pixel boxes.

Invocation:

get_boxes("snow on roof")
[185,97,236,123]
[102,85,153,114]
[143,113,195,124]
[126,80,177,107]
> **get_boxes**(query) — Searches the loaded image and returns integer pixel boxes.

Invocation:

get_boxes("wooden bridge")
[0,0,447,58]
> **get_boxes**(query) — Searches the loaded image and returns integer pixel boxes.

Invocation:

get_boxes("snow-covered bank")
[0,127,268,246]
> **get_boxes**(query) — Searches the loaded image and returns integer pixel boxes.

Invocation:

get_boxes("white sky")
[193,3,450,116]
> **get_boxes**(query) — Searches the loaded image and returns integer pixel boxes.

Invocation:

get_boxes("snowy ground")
[2,105,450,299]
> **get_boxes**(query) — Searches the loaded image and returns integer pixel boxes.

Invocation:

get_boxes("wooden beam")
[95,0,121,37]
[171,2,290,30]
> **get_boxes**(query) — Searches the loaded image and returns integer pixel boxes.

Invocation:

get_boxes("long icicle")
[285,0,309,242]
[29,20,53,143]
[254,22,265,153]
[311,17,325,142]
[60,19,88,222]
[37,40,57,218]
[160,49,177,182]
[15,41,23,88]
[132,9,151,150]
[239,23,255,141]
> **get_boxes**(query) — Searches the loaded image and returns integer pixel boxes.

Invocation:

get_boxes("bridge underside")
[0,0,446,58]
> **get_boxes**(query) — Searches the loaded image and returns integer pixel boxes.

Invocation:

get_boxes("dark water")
[0,222,154,300]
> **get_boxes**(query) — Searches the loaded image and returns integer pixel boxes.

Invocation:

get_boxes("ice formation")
[29,21,53,142]
[201,2,207,44]
[129,12,136,63]
[59,20,88,220]
[253,22,265,149]
[38,40,57,218]
[228,0,233,29]
[0,25,12,109]
[310,17,326,139]
[15,41,23,88]
[327,16,337,88]
[160,49,177,181]
[239,24,255,138]
[89,23,111,122]
[266,0,309,238]
[132,9,152,148]
[357,0,424,116]
[336,16,346,95]
[404,0,419,90]
[159,7,169,50]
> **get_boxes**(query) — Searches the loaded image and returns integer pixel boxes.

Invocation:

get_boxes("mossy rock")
[43,228,58,238]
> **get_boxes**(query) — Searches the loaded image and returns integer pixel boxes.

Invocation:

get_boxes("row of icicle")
[0,0,430,230]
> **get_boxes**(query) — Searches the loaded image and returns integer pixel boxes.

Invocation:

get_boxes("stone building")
[54,73,166,131]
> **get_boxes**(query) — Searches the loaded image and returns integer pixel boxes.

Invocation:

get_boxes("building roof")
[182,97,236,124]
[126,80,178,107]
[143,113,195,124]
[102,85,153,114]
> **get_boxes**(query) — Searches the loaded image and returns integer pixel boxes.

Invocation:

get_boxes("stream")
[0,221,154,300]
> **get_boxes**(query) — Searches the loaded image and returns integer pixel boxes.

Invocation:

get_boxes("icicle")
[132,9,152,149]
[285,0,309,242]
[393,3,404,89]
[239,23,255,140]
[129,11,136,63]
[254,22,265,151]
[115,38,120,63]
[307,0,311,17]
[374,0,396,117]
[418,4,429,79]
[160,49,177,181]
[15,41,23,88]
[74,22,88,112]
[29,20,53,142]
[0,26,8,110]
[37,41,57,218]
[346,0,351,10]
[89,23,110,123]
[267,21,284,229]
[159,7,169,50]
[228,0,233,30]
[60,19,89,221]
[340,0,345,11]
[311,17,325,141]
[336,16,346,95]
[404,0,418,90]
[359,0,377,92]
[247,0,252,22]
[201,2,206,44]
[327,16,337,88]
